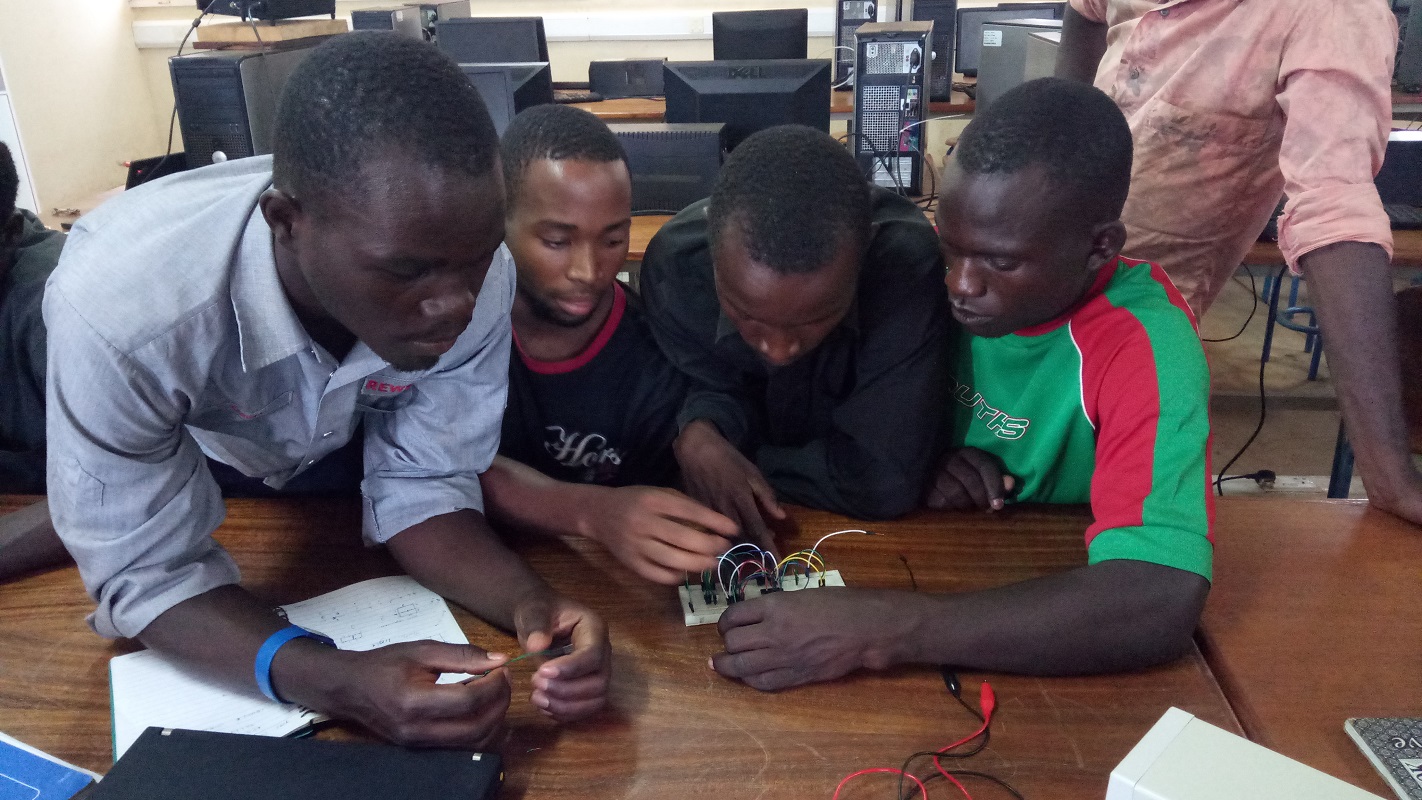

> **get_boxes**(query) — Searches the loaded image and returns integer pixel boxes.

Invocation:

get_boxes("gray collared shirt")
[44,156,513,639]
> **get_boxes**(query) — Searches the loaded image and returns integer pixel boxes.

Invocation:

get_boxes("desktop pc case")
[834,1,879,86]
[589,60,666,99]
[350,6,426,39]
[909,0,957,101]
[853,21,932,195]
[170,45,313,169]
[1399,0,1422,93]
[608,123,727,214]
[976,19,1062,114]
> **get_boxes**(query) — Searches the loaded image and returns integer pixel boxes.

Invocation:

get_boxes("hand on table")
[674,419,784,551]
[302,640,513,749]
[513,595,612,721]
[922,447,1016,511]
[583,486,737,584]
[710,588,916,691]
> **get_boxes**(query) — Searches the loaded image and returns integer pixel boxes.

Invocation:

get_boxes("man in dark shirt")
[1,141,63,492]
[0,141,68,581]
[640,125,950,542]
[479,104,737,584]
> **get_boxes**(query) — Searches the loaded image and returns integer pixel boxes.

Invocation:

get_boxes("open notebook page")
[109,576,472,760]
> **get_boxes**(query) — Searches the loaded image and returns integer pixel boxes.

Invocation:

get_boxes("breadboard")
[677,570,844,626]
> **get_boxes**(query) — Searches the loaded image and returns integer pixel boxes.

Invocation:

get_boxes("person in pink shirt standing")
[1056,0,1422,527]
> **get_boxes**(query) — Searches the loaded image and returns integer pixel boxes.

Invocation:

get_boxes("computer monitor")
[459,65,517,135]
[437,16,548,64]
[955,2,1065,77]
[664,59,831,151]
[1377,132,1422,207]
[459,62,553,123]
[712,9,810,60]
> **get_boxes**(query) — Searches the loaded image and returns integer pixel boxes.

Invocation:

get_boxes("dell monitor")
[712,9,810,61]
[459,65,517,135]
[437,16,548,64]
[955,2,1065,77]
[664,59,831,151]
[459,62,553,126]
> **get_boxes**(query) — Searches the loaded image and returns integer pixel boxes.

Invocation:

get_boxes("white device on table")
[1108,708,1383,800]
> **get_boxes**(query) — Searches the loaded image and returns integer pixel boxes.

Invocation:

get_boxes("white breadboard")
[676,570,845,626]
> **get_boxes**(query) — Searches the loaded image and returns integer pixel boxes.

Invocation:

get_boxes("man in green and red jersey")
[710,78,1211,690]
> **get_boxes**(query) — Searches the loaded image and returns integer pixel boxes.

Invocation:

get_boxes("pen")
[461,644,575,682]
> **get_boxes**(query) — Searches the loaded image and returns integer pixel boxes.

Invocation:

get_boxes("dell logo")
[727,65,765,79]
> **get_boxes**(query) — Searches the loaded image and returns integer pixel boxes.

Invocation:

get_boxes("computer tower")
[437,17,548,64]
[833,1,878,87]
[1399,1,1422,93]
[609,123,727,214]
[417,1,470,41]
[169,45,313,168]
[589,60,666,99]
[1376,133,1422,207]
[853,21,931,195]
[910,0,957,101]
[955,2,1064,77]
[351,6,425,39]
[976,19,1061,115]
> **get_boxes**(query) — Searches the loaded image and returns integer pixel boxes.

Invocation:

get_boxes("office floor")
[1201,266,1420,498]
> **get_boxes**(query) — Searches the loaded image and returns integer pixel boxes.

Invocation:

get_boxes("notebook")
[90,727,501,800]
[1345,717,1422,799]
[0,731,100,800]
[109,576,474,760]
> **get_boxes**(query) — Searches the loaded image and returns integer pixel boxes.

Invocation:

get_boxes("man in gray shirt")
[44,34,609,748]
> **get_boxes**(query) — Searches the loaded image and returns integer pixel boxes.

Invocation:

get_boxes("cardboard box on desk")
[1109,708,1383,800]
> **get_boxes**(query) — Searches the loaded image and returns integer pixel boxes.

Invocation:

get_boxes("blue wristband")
[255,625,336,704]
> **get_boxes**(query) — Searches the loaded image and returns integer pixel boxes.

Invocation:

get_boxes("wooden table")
[0,495,1241,799]
[1247,229,1422,269]
[571,88,976,123]
[1198,498,1422,796]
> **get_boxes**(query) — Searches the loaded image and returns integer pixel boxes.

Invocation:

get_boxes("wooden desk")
[1199,498,1422,796]
[0,495,1240,798]
[572,87,976,123]
[1247,229,1422,269]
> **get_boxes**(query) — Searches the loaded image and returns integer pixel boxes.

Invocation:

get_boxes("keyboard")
[553,89,605,104]
[1386,204,1422,230]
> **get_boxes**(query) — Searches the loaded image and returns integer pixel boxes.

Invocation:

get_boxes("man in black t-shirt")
[480,104,737,584]
[641,125,951,545]
[0,140,70,581]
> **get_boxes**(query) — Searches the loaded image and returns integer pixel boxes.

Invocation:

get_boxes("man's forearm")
[0,501,71,581]
[480,456,599,541]
[1055,5,1108,84]
[892,560,1209,675]
[385,508,557,632]
[1299,242,1422,515]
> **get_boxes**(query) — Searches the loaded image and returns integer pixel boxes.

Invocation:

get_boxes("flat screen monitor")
[438,16,548,64]
[1377,133,1422,207]
[955,2,1065,76]
[664,59,831,151]
[459,65,517,135]
[712,9,810,61]
[460,62,553,126]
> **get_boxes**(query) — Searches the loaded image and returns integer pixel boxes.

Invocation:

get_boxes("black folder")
[92,728,502,800]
